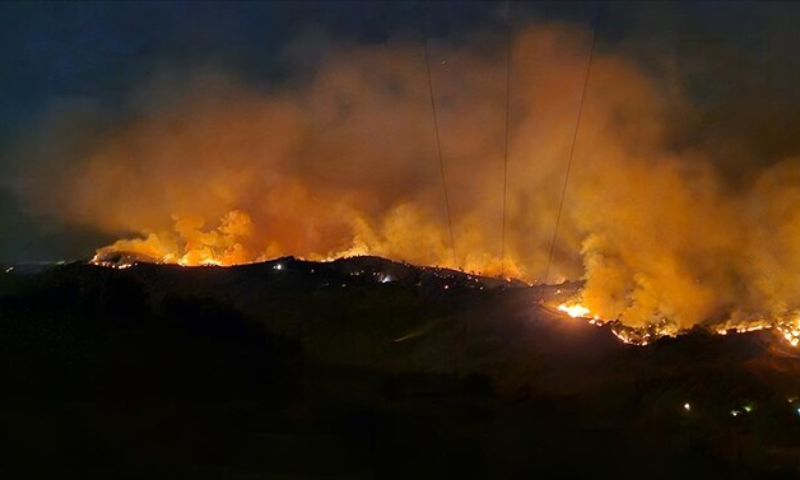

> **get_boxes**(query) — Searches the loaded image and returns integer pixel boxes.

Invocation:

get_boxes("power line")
[500,0,513,277]
[544,15,598,284]
[423,29,457,267]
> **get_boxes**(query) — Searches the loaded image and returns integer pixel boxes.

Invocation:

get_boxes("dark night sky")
[2,1,800,262]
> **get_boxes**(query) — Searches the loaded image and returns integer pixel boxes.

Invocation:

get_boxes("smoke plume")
[13,23,800,331]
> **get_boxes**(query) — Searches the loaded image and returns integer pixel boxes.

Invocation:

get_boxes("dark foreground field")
[1,257,800,479]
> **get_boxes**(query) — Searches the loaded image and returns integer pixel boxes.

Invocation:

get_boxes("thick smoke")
[13,23,800,330]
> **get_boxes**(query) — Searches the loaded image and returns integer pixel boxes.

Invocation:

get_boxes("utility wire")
[423,26,457,267]
[544,14,598,284]
[500,0,513,277]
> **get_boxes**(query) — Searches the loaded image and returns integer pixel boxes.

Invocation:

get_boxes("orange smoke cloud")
[15,23,800,332]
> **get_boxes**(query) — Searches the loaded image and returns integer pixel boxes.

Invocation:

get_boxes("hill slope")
[1,257,799,478]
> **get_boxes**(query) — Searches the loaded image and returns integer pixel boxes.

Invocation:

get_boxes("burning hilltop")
[87,249,800,351]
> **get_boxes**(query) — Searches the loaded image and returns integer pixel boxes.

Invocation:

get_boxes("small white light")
[683,403,691,412]
[274,263,283,271]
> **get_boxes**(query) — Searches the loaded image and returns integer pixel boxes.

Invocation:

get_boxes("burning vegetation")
[14,23,800,346]
[557,300,800,349]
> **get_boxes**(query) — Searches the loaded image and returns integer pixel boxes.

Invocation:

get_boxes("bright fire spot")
[683,402,691,412]
[557,303,591,318]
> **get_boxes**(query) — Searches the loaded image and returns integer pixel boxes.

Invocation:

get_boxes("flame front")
[555,301,800,348]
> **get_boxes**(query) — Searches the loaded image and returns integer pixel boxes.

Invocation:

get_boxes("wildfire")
[16,17,800,366]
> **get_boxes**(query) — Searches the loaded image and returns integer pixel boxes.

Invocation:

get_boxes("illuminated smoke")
[13,23,800,332]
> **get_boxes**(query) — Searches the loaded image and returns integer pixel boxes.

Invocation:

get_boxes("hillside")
[1,257,799,479]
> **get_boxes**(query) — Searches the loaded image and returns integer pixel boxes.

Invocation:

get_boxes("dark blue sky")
[2,1,800,261]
